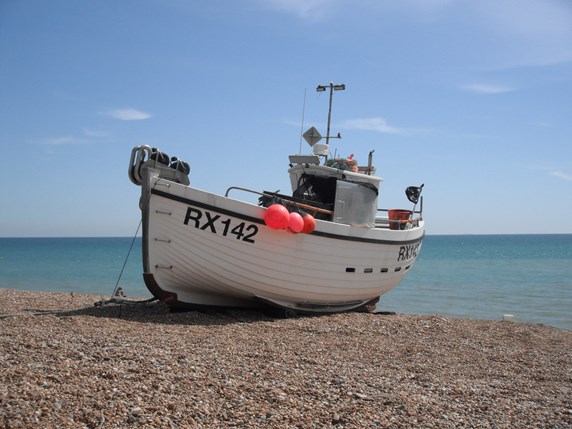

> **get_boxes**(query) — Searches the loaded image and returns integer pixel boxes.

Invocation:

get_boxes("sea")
[0,235,570,330]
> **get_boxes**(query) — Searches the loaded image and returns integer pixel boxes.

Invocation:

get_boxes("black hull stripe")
[152,188,263,224]
[151,188,425,246]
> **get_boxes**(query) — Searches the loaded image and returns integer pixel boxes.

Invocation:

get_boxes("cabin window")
[293,174,337,206]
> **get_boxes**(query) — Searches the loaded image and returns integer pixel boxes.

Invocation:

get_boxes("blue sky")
[1,0,571,237]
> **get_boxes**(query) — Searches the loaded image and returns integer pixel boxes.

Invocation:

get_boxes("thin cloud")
[37,131,110,146]
[83,128,111,137]
[526,164,572,182]
[39,136,83,145]
[260,0,572,68]
[550,171,572,181]
[461,84,515,94]
[258,0,338,20]
[101,108,152,121]
[341,117,404,134]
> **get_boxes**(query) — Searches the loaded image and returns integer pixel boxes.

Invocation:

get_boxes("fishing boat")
[128,83,425,313]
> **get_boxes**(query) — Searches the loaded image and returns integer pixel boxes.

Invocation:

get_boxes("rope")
[111,219,142,298]
[0,297,159,319]
[94,297,158,307]
[0,219,156,320]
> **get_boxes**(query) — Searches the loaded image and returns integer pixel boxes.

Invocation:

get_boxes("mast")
[316,82,345,146]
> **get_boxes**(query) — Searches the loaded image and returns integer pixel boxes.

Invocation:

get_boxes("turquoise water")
[0,237,147,297]
[381,234,572,329]
[0,235,570,329]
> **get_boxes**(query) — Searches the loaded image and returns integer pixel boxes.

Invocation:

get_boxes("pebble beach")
[1,288,570,428]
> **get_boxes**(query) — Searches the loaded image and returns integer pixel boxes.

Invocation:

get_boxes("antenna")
[299,88,307,154]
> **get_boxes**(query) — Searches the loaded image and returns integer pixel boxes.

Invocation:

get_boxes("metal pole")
[326,83,333,146]
[299,88,307,154]
[316,82,345,151]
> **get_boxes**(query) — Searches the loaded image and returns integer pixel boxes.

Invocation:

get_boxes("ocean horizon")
[1,234,570,330]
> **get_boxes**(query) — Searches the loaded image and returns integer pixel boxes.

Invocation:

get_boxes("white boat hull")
[140,171,424,313]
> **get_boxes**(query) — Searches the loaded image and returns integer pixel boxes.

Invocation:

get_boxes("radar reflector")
[303,127,322,147]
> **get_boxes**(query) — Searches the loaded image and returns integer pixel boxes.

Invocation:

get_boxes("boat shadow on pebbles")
[13,299,378,326]
[0,290,397,326]
[33,298,394,326]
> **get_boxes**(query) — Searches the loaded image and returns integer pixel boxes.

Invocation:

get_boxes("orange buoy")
[264,204,290,230]
[286,212,304,234]
[301,214,316,233]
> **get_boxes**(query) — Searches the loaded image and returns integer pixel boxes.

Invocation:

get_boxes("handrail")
[378,208,423,215]
[225,186,264,198]
[225,186,333,215]
[378,195,424,217]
